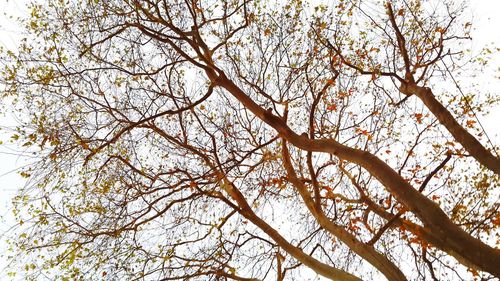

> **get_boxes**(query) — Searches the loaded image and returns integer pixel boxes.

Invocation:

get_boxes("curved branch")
[282,141,408,281]
[401,83,500,175]
[150,124,362,281]
[212,69,500,277]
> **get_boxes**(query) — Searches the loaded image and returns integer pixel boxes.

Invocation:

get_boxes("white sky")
[0,0,499,279]
[0,1,31,277]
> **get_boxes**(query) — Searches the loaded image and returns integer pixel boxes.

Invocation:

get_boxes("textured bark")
[213,70,500,277]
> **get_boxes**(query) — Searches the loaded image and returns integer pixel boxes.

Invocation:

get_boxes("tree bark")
[154,126,364,281]
[401,83,500,175]
[222,176,364,281]
[282,143,408,281]
[213,70,500,277]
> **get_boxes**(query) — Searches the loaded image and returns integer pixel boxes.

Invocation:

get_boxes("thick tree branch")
[150,125,362,281]
[282,141,407,281]
[400,83,500,175]
[211,69,500,277]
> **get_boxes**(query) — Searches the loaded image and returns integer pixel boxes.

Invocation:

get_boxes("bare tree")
[1,0,499,280]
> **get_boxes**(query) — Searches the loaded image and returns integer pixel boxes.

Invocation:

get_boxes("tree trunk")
[214,70,500,277]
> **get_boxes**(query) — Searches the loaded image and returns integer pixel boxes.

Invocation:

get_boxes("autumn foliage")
[1,0,499,280]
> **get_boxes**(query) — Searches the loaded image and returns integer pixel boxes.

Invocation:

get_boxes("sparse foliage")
[1,0,499,280]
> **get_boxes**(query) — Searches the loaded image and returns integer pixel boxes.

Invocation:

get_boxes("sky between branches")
[0,0,499,279]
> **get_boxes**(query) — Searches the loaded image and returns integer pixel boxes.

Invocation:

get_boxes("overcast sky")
[0,0,499,279]
[0,2,31,274]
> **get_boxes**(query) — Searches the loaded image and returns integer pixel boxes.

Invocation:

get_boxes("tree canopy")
[1,0,499,280]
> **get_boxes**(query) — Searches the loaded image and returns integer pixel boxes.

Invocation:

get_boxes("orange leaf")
[466,119,476,128]
[414,113,423,124]
[326,104,337,111]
